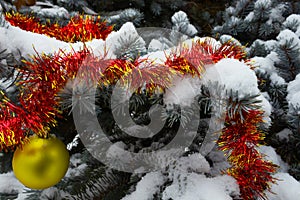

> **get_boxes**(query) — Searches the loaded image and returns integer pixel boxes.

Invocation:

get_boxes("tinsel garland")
[218,110,277,199]
[4,12,113,42]
[165,40,277,200]
[0,49,90,149]
[0,12,276,199]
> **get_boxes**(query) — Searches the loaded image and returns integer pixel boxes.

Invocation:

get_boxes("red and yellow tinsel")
[5,12,113,42]
[218,110,277,199]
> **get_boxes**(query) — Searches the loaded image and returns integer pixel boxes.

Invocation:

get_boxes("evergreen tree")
[214,0,300,44]
[1,1,300,200]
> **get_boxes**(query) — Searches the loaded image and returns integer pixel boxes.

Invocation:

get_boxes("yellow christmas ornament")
[12,134,70,189]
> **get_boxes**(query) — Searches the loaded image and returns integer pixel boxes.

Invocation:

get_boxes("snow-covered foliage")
[217,1,300,195]
[161,175,238,200]
[205,58,259,98]
[121,172,165,200]
[0,172,24,194]
[287,74,300,109]
[266,173,300,200]
[29,2,69,19]
[122,153,240,200]
[248,13,300,134]
[171,11,198,37]
[214,0,289,42]
[105,8,144,28]
[1,1,300,199]
[283,14,300,37]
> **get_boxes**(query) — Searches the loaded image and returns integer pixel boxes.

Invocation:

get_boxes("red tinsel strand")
[59,15,113,43]
[0,48,92,150]
[19,48,91,114]
[196,38,248,63]
[218,110,277,200]
[102,58,174,94]
[164,42,208,77]
[5,12,113,42]
[165,55,202,76]
[0,94,38,150]
[164,38,248,79]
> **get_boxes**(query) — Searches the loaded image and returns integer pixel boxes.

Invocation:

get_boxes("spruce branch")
[226,90,262,121]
